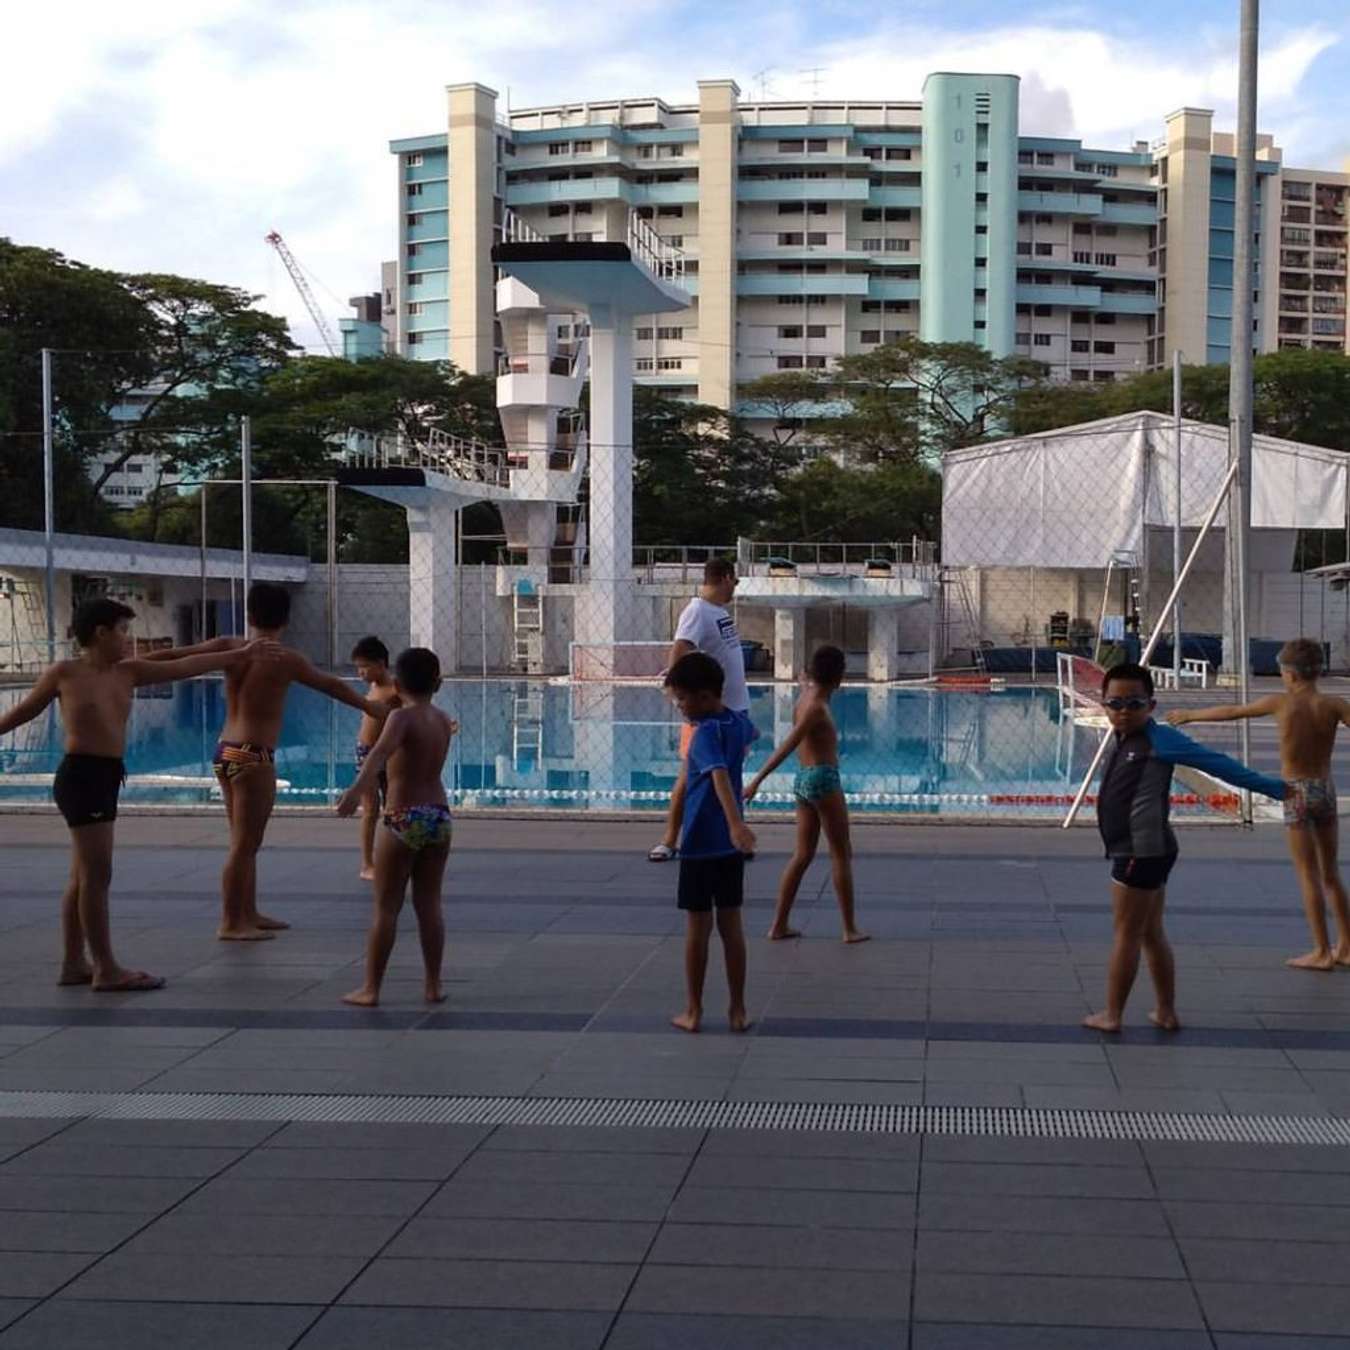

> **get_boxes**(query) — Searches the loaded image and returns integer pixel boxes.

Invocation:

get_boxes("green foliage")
[759,457,941,544]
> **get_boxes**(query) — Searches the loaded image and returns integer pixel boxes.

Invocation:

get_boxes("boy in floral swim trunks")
[336,647,457,1007]
[1169,638,1350,971]
[744,645,868,943]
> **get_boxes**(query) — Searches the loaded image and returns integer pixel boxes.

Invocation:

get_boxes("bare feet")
[359,866,375,882]
[671,1009,701,1033]
[1083,1010,1122,1033]
[843,930,871,944]
[92,970,165,993]
[1334,946,1350,968]
[57,964,93,987]
[767,927,802,940]
[254,913,291,931]
[1149,1008,1181,1032]
[217,926,277,942]
[424,982,447,1005]
[342,988,379,1007]
[1286,949,1336,971]
[728,1007,751,1033]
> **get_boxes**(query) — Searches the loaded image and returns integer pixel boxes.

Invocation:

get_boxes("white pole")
[240,416,253,629]
[1172,349,1183,685]
[41,348,55,661]
[326,481,337,669]
[1062,461,1238,829]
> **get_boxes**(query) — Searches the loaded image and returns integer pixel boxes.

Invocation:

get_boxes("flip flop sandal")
[647,843,678,862]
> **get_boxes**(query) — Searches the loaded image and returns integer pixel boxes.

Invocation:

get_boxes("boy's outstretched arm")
[1167,695,1281,726]
[336,709,408,816]
[744,715,813,800]
[711,766,757,854]
[135,637,241,663]
[123,640,276,688]
[1150,722,1286,799]
[0,665,61,736]
[292,654,386,719]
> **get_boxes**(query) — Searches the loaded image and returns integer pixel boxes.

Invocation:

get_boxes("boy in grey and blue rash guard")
[1083,663,1286,1034]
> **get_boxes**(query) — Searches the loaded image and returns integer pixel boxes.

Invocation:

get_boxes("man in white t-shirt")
[649,558,757,861]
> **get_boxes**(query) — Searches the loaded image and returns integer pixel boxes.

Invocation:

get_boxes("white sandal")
[647,843,678,862]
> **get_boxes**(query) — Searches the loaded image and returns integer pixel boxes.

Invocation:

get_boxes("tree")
[760,457,942,545]
[737,370,824,466]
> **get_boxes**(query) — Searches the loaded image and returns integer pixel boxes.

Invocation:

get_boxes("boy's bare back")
[382,703,453,811]
[218,643,312,746]
[1271,688,1350,780]
[793,688,839,768]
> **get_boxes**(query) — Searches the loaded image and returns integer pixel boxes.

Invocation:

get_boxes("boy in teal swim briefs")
[745,645,868,943]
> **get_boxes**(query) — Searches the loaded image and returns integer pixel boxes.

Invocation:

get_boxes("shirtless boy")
[351,636,401,882]
[744,644,868,944]
[146,582,386,940]
[1169,637,1350,971]
[335,647,457,1008]
[0,598,274,991]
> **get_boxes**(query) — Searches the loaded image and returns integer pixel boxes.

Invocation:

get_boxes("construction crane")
[265,230,340,357]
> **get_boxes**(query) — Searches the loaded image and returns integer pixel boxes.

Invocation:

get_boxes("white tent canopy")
[941,411,1347,569]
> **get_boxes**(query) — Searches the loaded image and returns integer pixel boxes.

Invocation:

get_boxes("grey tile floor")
[1,814,1349,1346]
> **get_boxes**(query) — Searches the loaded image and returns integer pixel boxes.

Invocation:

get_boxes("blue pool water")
[0,677,1137,816]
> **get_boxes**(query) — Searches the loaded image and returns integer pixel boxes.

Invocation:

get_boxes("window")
[547,233,567,242]
[1016,331,1031,345]
[406,302,423,316]
[1034,214,1054,225]
[665,235,684,247]
[861,329,881,344]
[125,462,143,475]
[1036,151,1055,165]
[1093,370,1115,382]
[805,355,827,368]
[1033,333,1053,347]
[778,325,803,338]
[975,257,988,268]
[778,202,804,215]
[1034,304,1052,316]
[778,139,805,153]
[861,238,883,251]
[548,204,569,217]
[1096,312,1116,325]
[574,201,592,215]
[638,145,654,159]
[405,213,419,227]
[574,140,592,154]
[665,144,684,158]
[975,224,988,235]
[657,205,683,217]
[807,139,828,153]
[777,355,804,369]
[883,300,909,313]
[1016,242,1032,256]
[1018,150,1034,165]
[1035,242,1053,256]
[1097,225,1118,237]
[1071,338,1090,352]
[657,357,683,371]
[804,262,826,273]
[884,208,911,222]
[406,244,419,258]
[1071,310,1091,323]
[976,161,989,172]
[807,232,828,245]
[779,232,804,245]
[885,147,911,160]
[635,357,653,371]
[1093,340,1116,353]
[975,193,988,203]
[407,183,423,198]
[885,238,910,252]
[778,294,806,305]
[1095,252,1117,266]
[861,208,882,222]
[1072,250,1092,264]
[548,142,568,156]
[974,320,987,330]
[635,327,654,340]
[861,300,881,313]
[807,324,827,338]
[1071,368,1090,381]
[657,326,683,340]
[407,332,422,345]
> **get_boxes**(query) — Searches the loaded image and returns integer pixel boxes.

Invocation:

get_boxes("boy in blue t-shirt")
[663,652,757,1033]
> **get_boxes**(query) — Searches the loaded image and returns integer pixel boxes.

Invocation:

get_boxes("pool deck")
[2,814,1350,1347]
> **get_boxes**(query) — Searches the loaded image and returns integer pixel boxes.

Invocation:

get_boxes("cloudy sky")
[5,0,1347,353]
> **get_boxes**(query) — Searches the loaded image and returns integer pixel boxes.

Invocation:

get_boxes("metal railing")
[346,428,511,489]
[627,212,686,284]
[501,210,544,244]
[741,539,939,575]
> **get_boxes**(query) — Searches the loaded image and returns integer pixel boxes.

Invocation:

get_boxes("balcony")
[505,177,631,206]
[628,181,700,206]
[1099,201,1158,225]
[737,178,871,203]
[497,346,589,412]
[1315,252,1348,272]
[1017,191,1103,216]
[736,272,869,296]
[1096,292,1156,315]
[867,185,923,209]
[1016,283,1102,306]
[867,277,922,301]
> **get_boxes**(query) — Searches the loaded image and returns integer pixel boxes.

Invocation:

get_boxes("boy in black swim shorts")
[0,599,270,992]
[663,652,756,1034]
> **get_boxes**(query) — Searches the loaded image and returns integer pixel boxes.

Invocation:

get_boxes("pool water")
[0,677,1157,817]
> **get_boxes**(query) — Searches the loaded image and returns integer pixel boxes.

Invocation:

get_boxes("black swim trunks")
[52,754,126,829]
[677,854,746,913]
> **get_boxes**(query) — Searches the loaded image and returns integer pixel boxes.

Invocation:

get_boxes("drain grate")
[1,1090,1348,1146]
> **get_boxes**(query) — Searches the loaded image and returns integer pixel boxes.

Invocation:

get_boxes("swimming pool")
[0,677,1182,818]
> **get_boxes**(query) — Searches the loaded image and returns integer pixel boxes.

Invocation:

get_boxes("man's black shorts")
[677,854,745,912]
[52,754,126,829]
[1109,853,1178,891]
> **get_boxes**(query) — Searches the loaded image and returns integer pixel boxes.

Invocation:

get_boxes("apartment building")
[388,74,1160,406]
[1151,107,1349,366]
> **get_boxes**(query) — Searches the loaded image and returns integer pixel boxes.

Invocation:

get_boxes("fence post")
[240,417,253,629]
[326,481,338,670]
[41,348,55,661]
[199,484,208,642]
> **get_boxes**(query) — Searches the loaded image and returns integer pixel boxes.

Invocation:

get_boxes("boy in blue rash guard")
[1084,663,1287,1034]
[663,651,756,1034]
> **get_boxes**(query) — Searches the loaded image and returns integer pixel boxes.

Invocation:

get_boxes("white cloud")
[2,3,1343,354]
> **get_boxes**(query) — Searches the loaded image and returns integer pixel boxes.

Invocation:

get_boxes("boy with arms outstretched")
[350,636,402,881]
[744,644,867,943]
[663,652,757,1033]
[1169,638,1350,970]
[144,582,387,940]
[1086,662,1286,1033]
[335,647,456,1007]
[0,598,275,991]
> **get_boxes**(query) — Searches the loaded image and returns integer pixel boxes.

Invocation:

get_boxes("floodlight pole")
[1172,350,1183,687]
[1227,0,1258,806]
